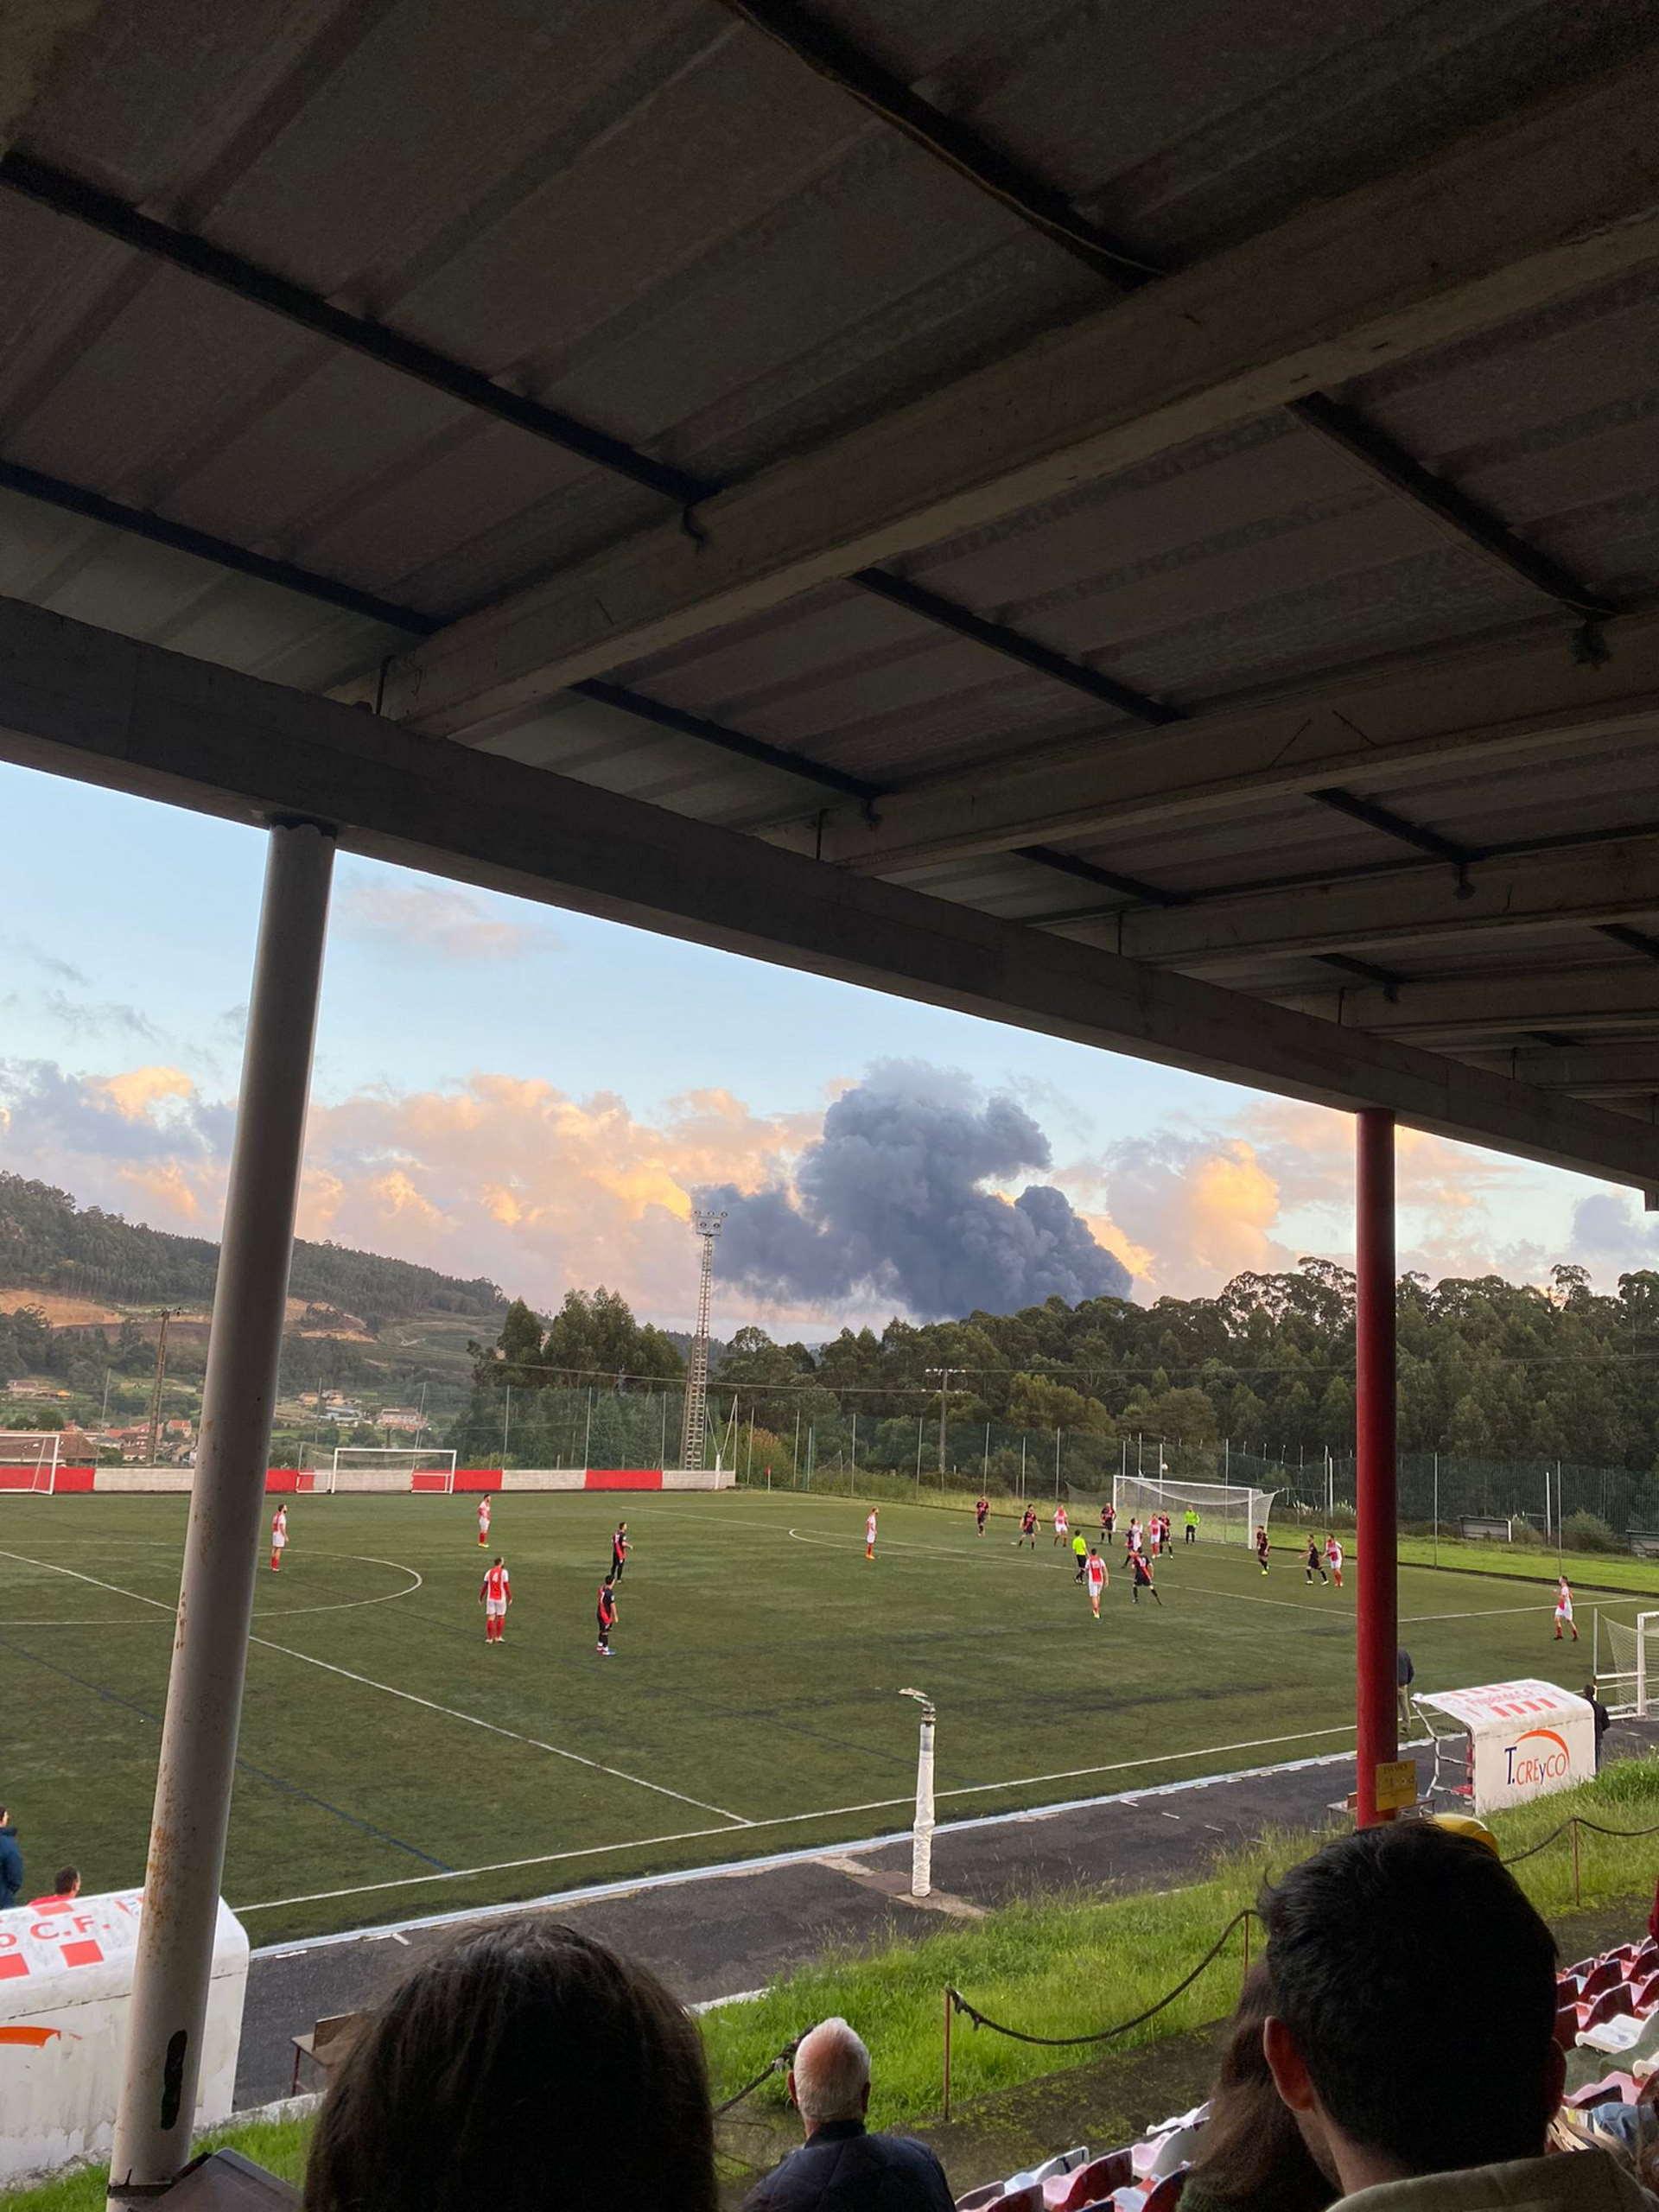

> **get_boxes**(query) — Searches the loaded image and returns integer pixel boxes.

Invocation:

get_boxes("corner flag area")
[1,1491,1643,1945]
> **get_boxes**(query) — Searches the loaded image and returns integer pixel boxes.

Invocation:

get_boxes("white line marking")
[0,1546,749,1827]
[0,1548,425,1625]
[235,1720,1359,1916]
[244,1634,752,1823]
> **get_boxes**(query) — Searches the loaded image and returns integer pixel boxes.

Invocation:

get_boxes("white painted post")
[108,822,334,2204]
[902,1689,937,1897]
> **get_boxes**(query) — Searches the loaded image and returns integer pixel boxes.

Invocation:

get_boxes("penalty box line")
[235,1718,1357,1917]
[0,1545,750,1829]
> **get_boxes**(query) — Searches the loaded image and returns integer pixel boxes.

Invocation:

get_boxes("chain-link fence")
[449,1382,1659,1555]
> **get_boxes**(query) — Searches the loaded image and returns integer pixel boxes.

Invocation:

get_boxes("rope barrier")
[1500,1814,1659,1868]
[714,2035,804,2116]
[943,1812,1659,2054]
[947,1909,1256,2050]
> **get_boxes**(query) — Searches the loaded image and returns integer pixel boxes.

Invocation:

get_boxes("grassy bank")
[701,1755,1659,2127]
[2,2120,310,2212]
[1395,1532,1659,1599]
[8,1760,1657,2212]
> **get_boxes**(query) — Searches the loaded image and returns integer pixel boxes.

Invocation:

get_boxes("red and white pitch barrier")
[0,1465,737,1495]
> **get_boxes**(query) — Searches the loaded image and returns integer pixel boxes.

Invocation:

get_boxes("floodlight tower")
[678,1208,725,1470]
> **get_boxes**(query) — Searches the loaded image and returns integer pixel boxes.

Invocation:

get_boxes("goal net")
[0,1433,62,1492]
[1600,1612,1659,1717]
[1113,1473,1277,1545]
[302,1446,458,1494]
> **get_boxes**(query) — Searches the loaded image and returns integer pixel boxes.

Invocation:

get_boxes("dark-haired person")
[1585,1681,1611,1771]
[610,1520,630,1583]
[1179,1966,1335,2212]
[975,1495,989,1536]
[1014,1503,1037,1549]
[595,1572,618,1656]
[1129,1548,1161,1606]
[1254,1525,1270,1576]
[29,1866,80,1909]
[0,1808,21,1910]
[1304,1536,1328,1586]
[305,1921,717,2212]
[1261,1820,1650,2209]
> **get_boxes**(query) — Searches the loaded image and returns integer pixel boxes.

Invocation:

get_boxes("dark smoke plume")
[702,1063,1131,1318]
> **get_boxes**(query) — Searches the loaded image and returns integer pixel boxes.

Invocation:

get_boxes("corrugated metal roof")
[6,0,1659,1108]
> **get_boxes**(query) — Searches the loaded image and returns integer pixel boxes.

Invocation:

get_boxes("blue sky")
[2,760,1651,1328]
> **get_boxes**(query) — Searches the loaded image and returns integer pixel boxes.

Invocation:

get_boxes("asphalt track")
[234,1713,1659,2105]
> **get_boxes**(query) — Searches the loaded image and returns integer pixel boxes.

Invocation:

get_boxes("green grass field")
[1,1490,1651,1944]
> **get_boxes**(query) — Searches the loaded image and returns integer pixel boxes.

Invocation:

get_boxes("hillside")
[0,1172,505,1327]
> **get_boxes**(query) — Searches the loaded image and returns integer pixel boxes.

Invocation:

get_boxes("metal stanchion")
[108,822,334,2203]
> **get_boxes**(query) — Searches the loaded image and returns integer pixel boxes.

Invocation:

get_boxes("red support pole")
[1355,1108,1398,1827]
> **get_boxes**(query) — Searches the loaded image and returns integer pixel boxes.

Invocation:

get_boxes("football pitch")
[1,1490,1648,1946]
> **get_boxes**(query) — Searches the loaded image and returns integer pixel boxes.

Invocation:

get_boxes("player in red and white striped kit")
[270,1504,288,1573]
[476,1496,492,1548]
[479,1555,512,1644]
[1084,1547,1107,1620]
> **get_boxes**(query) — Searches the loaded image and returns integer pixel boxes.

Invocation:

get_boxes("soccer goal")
[1113,1472,1278,1545]
[302,1446,459,1494]
[1599,1612,1659,1717]
[0,1433,62,1492]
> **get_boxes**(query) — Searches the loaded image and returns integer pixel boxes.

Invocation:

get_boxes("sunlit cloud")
[336,877,554,963]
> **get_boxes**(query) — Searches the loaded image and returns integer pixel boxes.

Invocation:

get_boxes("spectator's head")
[1262,1823,1561,2194]
[0,1807,10,1829]
[1185,1967,1336,2212]
[789,2017,872,2138]
[1584,1681,1599,1701]
[305,1920,715,2212]
[54,1866,79,1898]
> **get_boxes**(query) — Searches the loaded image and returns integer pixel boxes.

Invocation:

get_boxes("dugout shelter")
[4,2,1659,2196]
[1414,1679,1598,1819]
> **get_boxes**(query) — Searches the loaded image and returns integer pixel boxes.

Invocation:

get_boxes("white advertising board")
[1414,1678,1595,1816]
[0,1888,248,2183]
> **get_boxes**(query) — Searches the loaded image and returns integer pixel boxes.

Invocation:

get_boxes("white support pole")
[108,822,334,2204]
[902,1692,937,1898]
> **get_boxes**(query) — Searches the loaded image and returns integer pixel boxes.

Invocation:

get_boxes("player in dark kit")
[595,1573,618,1656]
[1255,1525,1271,1575]
[975,1495,990,1535]
[1015,1503,1038,1549]
[1304,1536,1328,1586]
[1129,1551,1161,1605]
[1102,1502,1116,1542]
[611,1521,630,1583]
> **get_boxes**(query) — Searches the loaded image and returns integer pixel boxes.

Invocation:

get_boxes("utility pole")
[678,1209,725,1471]
[924,1366,957,1480]
[145,1310,175,1465]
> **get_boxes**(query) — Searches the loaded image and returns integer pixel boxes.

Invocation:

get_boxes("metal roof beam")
[377,62,1659,734]
[737,4,1617,631]
[1068,834,1659,968]
[1285,393,1613,622]
[3,592,1656,1190]
[0,458,440,638]
[779,605,1659,874]
[1458,1041,1659,1093]
[847,567,1178,724]
[1278,966,1659,1043]
[0,152,715,508]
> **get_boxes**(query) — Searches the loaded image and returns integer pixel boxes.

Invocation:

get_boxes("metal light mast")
[678,1209,724,1470]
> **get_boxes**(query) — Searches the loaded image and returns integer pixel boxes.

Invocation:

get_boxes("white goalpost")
[1113,1471,1278,1545]
[300,1446,459,1494]
[0,1433,63,1493]
[1600,1612,1659,1717]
